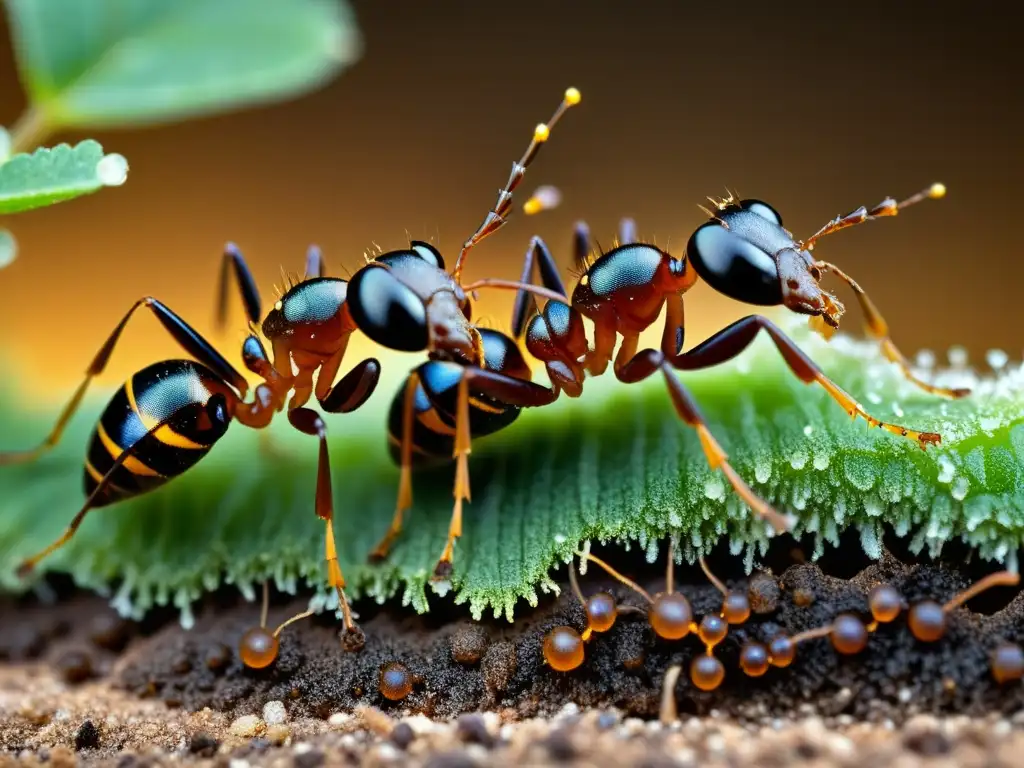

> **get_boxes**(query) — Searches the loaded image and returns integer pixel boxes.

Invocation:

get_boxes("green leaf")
[4,0,361,130]
[0,319,1021,625]
[0,140,127,213]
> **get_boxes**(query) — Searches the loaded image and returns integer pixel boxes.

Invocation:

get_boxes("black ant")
[0,87,583,621]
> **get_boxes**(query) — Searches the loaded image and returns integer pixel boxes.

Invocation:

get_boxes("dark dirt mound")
[3,539,1023,726]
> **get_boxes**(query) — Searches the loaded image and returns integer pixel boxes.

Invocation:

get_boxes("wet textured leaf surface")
[0,320,1021,622]
[0,140,122,213]
[4,0,360,129]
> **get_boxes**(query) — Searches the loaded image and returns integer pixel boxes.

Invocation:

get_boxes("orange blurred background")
[0,1,1019,403]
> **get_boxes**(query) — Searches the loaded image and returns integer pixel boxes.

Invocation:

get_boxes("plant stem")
[8,106,51,155]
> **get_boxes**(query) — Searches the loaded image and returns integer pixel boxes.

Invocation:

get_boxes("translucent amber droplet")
[239,628,278,670]
[544,626,585,672]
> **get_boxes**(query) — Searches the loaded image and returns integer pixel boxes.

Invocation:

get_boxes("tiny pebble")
[327,712,351,728]
[263,700,287,725]
[266,724,291,745]
[75,720,100,751]
[389,722,416,750]
[292,749,325,768]
[545,728,575,760]
[456,714,495,748]
[189,732,220,757]
[230,715,265,738]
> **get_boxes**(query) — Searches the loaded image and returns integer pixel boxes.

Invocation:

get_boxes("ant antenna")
[260,580,270,629]
[576,550,654,603]
[451,87,581,282]
[799,182,946,251]
[943,570,1020,612]
[462,278,568,305]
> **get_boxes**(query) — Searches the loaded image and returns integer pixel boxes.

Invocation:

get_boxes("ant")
[0,87,583,614]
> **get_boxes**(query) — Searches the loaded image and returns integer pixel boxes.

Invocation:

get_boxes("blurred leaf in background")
[0,0,361,261]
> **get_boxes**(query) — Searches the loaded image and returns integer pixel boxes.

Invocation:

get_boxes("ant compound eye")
[740,199,783,227]
[409,241,445,270]
[686,222,783,306]
[348,265,429,351]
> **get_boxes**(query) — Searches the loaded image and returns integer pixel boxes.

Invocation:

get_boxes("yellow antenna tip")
[523,198,542,215]
[534,123,550,142]
[564,87,581,106]
[929,182,946,199]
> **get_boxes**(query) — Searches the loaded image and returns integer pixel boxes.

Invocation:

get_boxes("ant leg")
[287,407,363,649]
[431,367,558,578]
[433,376,473,579]
[813,261,970,399]
[369,374,419,562]
[216,243,262,331]
[674,315,942,449]
[304,245,326,279]
[318,358,381,414]
[0,298,247,465]
[615,344,789,532]
[512,236,569,337]
[15,420,169,576]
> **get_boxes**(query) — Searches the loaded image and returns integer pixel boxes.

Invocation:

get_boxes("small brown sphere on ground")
[830,614,869,655]
[698,614,728,649]
[380,661,413,701]
[239,628,278,670]
[544,626,585,672]
[869,584,903,623]
[57,649,94,684]
[792,587,815,607]
[649,592,693,640]
[991,642,1024,684]
[586,593,618,633]
[747,572,781,614]
[450,623,489,665]
[740,642,770,677]
[908,600,947,642]
[690,654,725,691]
[768,635,796,667]
[721,591,751,625]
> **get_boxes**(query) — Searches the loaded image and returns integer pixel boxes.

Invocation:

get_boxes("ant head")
[687,198,839,323]
[347,260,430,353]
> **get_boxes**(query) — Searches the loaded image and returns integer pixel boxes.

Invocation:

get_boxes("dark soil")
[3,538,1023,726]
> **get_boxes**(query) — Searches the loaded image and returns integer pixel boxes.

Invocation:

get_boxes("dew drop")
[0,229,15,268]
[950,475,969,501]
[789,449,808,471]
[866,392,883,405]
[891,402,904,418]
[812,452,830,471]
[843,455,877,492]
[803,425,814,437]
[947,345,968,368]
[754,456,772,484]
[979,416,1002,433]
[936,454,955,484]
[986,349,1009,371]
[97,153,129,186]
[915,349,936,369]
[703,474,726,502]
